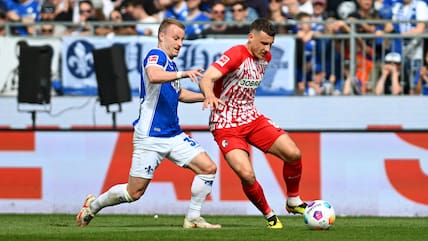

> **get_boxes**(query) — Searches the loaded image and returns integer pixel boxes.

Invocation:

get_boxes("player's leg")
[168,133,221,228]
[249,117,307,215]
[76,136,163,227]
[225,149,282,228]
[268,133,307,214]
[214,127,282,228]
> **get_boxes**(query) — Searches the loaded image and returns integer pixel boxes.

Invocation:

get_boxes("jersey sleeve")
[211,45,244,75]
[143,49,167,69]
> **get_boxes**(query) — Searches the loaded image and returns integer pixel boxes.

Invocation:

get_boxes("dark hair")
[79,0,94,8]
[295,11,311,21]
[231,1,247,10]
[250,18,276,37]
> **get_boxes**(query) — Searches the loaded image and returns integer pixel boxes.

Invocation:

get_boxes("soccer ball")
[303,200,336,230]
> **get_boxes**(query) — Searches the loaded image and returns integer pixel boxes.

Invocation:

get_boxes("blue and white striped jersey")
[133,48,183,138]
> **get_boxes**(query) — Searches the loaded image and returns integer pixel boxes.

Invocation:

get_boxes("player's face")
[248,30,274,60]
[160,24,185,59]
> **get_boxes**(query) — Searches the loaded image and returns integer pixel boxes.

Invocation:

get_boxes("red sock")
[283,160,302,197]
[242,180,272,215]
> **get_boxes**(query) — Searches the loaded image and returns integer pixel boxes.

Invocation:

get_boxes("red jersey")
[210,45,271,130]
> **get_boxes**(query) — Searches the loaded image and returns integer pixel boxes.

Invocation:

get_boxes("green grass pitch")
[0,214,427,241]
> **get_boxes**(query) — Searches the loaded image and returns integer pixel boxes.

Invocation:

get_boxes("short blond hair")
[158,18,185,36]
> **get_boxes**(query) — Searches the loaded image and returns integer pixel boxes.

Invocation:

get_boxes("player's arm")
[145,66,204,84]
[199,65,225,110]
[178,88,204,103]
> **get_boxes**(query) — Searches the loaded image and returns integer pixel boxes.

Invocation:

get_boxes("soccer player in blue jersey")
[76,18,221,229]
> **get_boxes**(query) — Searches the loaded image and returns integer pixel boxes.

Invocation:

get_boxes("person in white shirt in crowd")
[376,0,428,80]
[281,0,313,18]
[131,0,159,36]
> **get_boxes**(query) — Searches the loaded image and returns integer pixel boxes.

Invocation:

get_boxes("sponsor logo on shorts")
[238,79,261,89]
[222,139,228,148]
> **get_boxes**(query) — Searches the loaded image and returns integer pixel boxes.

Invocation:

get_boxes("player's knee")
[239,171,256,184]
[288,148,301,162]
[205,163,217,174]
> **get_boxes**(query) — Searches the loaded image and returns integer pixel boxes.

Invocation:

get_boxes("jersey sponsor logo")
[238,79,262,89]
[216,54,230,67]
[148,55,159,64]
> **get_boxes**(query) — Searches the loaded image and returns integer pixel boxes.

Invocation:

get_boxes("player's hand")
[203,95,225,111]
[420,66,427,76]
[185,68,204,83]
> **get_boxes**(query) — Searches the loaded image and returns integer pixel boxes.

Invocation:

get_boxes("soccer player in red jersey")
[199,18,307,229]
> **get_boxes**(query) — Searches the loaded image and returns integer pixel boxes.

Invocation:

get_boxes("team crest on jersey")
[221,139,228,148]
[216,54,230,67]
[148,55,158,64]
[172,80,180,91]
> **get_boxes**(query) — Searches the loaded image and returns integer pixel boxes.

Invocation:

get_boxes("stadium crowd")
[0,0,428,96]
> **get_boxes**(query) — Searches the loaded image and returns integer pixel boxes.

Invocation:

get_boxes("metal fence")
[0,19,427,96]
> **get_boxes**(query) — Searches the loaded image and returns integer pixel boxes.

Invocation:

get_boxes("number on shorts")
[183,136,197,146]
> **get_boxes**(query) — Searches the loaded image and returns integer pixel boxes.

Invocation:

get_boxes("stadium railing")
[0,19,427,96]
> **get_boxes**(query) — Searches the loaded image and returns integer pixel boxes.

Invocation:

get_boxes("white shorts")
[129,132,205,179]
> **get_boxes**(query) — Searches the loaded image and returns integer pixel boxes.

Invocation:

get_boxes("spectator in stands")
[102,0,123,20]
[6,0,40,35]
[307,64,337,96]
[221,0,258,21]
[375,52,410,95]
[164,0,187,20]
[108,9,137,35]
[64,0,110,36]
[38,1,62,36]
[183,0,210,39]
[295,11,318,95]
[267,0,290,34]
[373,0,395,20]
[201,2,228,36]
[119,0,135,18]
[281,0,313,18]
[40,0,57,21]
[413,49,428,95]
[223,1,250,34]
[323,13,374,94]
[131,0,159,36]
[133,0,167,20]
[335,59,363,95]
[347,0,383,48]
[346,0,379,93]
[322,15,351,77]
[39,23,55,36]
[311,0,328,33]
[376,0,428,81]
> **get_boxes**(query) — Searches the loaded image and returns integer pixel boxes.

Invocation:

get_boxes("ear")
[159,31,164,41]
[248,31,254,41]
